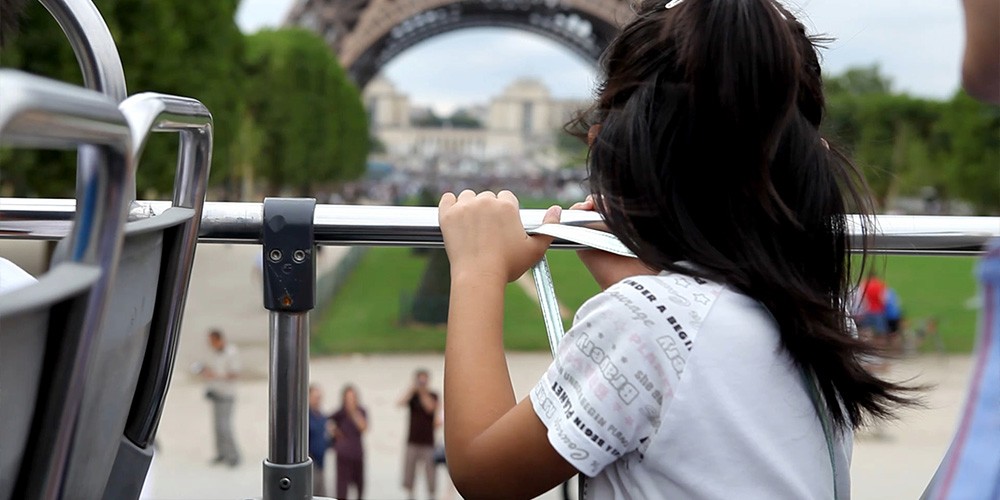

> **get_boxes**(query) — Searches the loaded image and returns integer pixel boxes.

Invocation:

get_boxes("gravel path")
[144,353,973,500]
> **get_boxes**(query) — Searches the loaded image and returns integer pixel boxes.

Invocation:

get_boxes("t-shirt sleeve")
[530,278,691,477]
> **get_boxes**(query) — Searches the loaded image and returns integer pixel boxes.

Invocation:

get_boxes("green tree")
[556,129,588,169]
[412,110,445,128]
[0,0,245,197]
[824,64,893,96]
[448,110,483,129]
[243,28,367,193]
[823,66,959,208]
[0,0,90,196]
[937,92,1000,212]
[108,0,244,194]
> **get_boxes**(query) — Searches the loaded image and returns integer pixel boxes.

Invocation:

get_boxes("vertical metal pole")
[531,257,583,499]
[531,257,565,357]
[269,312,310,464]
[262,198,317,500]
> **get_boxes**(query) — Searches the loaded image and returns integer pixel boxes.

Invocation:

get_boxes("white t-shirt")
[208,343,240,398]
[0,257,37,294]
[530,272,852,499]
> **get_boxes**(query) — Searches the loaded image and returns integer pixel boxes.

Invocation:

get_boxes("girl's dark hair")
[571,0,915,430]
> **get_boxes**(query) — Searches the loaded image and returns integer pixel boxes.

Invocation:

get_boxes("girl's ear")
[587,124,603,146]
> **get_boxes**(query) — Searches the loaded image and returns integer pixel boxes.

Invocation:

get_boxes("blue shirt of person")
[309,408,330,467]
[884,288,902,322]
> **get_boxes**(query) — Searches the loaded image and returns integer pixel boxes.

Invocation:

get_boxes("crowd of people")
[305,369,442,500]
[320,168,589,209]
[196,333,444,499]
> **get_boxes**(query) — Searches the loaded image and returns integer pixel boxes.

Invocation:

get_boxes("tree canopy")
[242,29,367,193]
[823,65,999,213]
[0,1,368,198]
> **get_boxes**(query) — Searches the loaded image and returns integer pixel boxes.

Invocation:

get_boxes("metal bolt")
[269,249,282,262]
[279,477,291,490]
[292,249,306,262]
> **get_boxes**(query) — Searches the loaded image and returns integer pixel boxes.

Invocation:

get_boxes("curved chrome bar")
[2,199,998,255]
[38,0,127,102]
[0,69,131,500]
[38,0,132,201]
[118,93,213,209]
[117,93,213,446]
[0,70,131,266]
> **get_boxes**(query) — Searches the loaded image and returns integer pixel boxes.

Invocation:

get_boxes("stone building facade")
[364,76,589,174]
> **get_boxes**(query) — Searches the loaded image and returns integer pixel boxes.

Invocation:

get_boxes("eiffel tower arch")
[285,0,635,88]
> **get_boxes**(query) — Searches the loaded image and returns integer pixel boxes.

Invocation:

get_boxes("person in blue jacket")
[308,384,331,497]
[884,287,903,354]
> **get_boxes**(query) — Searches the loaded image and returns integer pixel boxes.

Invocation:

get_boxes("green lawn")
[314,248,982,354]
[865,255,980,352]
[312,247,558,353]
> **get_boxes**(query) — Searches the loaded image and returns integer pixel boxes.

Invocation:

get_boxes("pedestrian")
[435,0,916,497]
[200,329,240,467]
[330,385,367,499]
[860,272,890,342]
[884,287,904,354]
[308,385,330,496]
[399,369,438,500]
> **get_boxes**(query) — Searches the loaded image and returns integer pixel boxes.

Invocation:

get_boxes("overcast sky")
[236,0,966,114]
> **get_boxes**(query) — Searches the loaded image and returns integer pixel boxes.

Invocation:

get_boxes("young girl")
[437,0,913,498]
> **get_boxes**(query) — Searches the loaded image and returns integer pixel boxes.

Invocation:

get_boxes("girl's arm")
[439,191,578,498]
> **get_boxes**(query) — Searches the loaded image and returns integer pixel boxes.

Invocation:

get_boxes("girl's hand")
[439,190,561,282]
[570,196,657,290]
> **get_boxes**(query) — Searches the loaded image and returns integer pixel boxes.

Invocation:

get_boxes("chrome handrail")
[2,199,998,255]
[38,0,127,102]
[0,69,132,500]
[0,70,131,267]
[118,93,212,209]
[38,0,132,202]
[116,93,214,447]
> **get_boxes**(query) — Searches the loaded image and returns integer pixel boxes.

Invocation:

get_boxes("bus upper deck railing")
[1,198,998,255]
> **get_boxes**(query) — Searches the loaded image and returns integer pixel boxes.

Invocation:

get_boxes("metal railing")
[0,68,133,500]
[38,0,130,202]
[2,200,998,255]
[115,92,213,451]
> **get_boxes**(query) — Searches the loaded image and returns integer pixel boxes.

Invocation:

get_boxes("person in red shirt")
[861,272,889,337]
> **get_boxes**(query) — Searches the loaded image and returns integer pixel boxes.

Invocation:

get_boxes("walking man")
[201,329,241,466]
[400,369,439,500]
